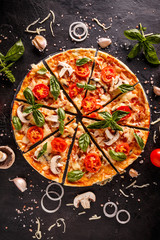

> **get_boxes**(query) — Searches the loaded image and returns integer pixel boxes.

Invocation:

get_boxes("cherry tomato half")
[150,149,160,167]
[75,64,90,78]
[82,97,97,112]
[69,83,83,99]
[116,106,132,120]
[116,143,130,155]
[32,84,49,100]
[84,153,101,173]
[101,66,116,84]
[51,137,68,152]
[27,126,43,144]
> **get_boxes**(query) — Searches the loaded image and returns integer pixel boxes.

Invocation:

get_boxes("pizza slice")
[81,51,139,115]
[12,100,75,152]
[64,122,117,187]
[46,48,96,109]
[83,118,149,173]
[23,120,77,183]
[87,83,150,129]
[16,61,76,113]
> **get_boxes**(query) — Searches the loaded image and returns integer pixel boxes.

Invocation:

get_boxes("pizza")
[82,118,149,173]
[87,83,150,129]
[12,48,150,186]
[12,101,75,152]
[46,48,96,109]
[64,123,117,186]
[23,120,77,182]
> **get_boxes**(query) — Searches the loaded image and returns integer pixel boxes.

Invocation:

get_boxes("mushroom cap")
[0,146,15,169]
[73,191,96,209]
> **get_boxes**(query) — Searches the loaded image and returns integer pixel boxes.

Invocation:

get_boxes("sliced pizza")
[23,120,78,183]
[87,83,150,129]
[16,61,76,113]
[81,51,139,115]
[46,48,96,109]
[82,118,149,173]
[12,101,75,152]
[64,122,117,187]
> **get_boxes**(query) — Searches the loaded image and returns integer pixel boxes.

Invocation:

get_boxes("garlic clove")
[32,35,47,52]
[9,177,27,192]
[153,86,160,96]
[98,38,112,48]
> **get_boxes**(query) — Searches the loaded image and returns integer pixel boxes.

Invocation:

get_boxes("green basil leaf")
[146,34,160,44]
[124,29,143,41]
[50,75,60,100]
[134,132,144,150]
[118,84,135,93]
[0,52,5,60]
[23,106,33,114]
[109,150,127,161]
[37,67,47,75]
[58,108,65,121]
[67,170,85,182]
[76,57,92,66]
[98,111,112,120]
[143,42,160,64]
[33,110,45,127]
[12,116,22,131]
[109,121,123,131]
[5,39,25,62]
[76,83,96,91]
[33,104,43,110]
[59,120,65,135]
[87,120,110,129]
[37,143,47,159]
[128,43,143,59]
[112,110,130,122]
[23,87,35,105]
[78,133,90,152]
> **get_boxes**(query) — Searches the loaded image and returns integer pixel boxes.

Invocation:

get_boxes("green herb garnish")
[76,57,92,66]
[118,84,135,93]
[50,75,60,100]
[12,116,22,131]
[67,170,85,182]
[37,143,47,159]
[134,132,144,150]
[37,67,47,75]
[79,133,90,152]
[58,108,66,134]
[76,83,96,91]
[124,23,160,64]
[109,150,127,161]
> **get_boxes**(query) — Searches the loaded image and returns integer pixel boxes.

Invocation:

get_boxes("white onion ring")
[103,201,118,218]
[41,191,61,213]
[46,182,64,201]
[69,22,88,42]
[116,209,130,224]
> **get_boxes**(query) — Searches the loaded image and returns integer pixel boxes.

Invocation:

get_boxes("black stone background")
[0,0,160,239]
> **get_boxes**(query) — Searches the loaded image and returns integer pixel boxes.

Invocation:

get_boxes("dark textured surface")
[0,0,160,239]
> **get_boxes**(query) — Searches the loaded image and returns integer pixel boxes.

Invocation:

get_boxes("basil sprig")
[58,108,66,134]
[12,116,22,131]
[87,110,130,131]
[50,75,60,100]
[23,87,45,127]
[79,133,90,152]
[23,87,35,105]
[109,150,127,161]
[124,23,160,64]
[37,67,47,75]
[0,39,25,82]
[76,57,92,66]
[118,84,135,93]
[134,132,144,150]
[67,170,85,182]
[37,143,47,159]
[32,110,45,127]
[76,83,96,91]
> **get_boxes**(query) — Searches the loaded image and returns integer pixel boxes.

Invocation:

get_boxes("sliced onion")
[41,191,61,213]
[17,105,30,123]
[46,182,64,201]
[103,201,118,218]
[104,131,120,146]
[45,115,58,122]
[69,22,88,42]
[116,209,130,224]
[105,129,115,140]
